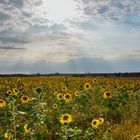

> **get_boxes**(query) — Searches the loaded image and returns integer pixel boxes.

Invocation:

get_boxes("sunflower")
[4,132,11,139]
[91,119,99,128]
[57,93,63,100]
[98,117,104,125]
[12,88,19,95]
[93,79,96,83]
[62,85,67,91]
[17,79,21,83]
[66,89,69,93]
[64,77,68,80]
[54,91,58,96]
[103,91,112,99]
[60,113,72,124]
[35,87,42,93]
[64,93,72,102]
[84,83,91,90]
[52,104,57,109]
[74,91,79,97]
[6,90,13,96]
[24,124,31,134]
[0,99,6,108]
[128,87,134,92]
[21,95,30,103]
[54,86,58,90]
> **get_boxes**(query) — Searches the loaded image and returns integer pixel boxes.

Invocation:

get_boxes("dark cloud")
[9,0,23,8]
[79,0,140,23]
[0,36,29,44]
[98,5,109,14]
[0,46,25,50]
[0,11,10,21]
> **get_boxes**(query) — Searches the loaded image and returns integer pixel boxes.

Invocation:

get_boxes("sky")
[0,0,140,74]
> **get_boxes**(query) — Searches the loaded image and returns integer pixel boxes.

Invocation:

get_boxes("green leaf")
[16,125,25,134]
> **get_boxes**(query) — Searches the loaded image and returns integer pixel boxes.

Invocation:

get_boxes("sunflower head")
[52,104,57,109]
[74,91,79,97]
[64,93,72,102]
[62,86,67,91]
[57,93,63,100]
[98,117,104,125]
[35,87,42,93]
[91,119,99,128]
[103,91,112,99]
[64,77,68,80]
[17,79,21,83]
[12,88,19,95]
[54,91,58,96]
[60,113,72,124]
[6,90,13,96]
[4,132,11,139]
[21,95,30,103]
[84,83,91,90]
[0,99,6,108]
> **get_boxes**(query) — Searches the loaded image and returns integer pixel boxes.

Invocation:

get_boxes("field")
[0,76,140,140]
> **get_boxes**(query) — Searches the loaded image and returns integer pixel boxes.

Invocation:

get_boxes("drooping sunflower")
[12,88,19,95]
[54,91,58,96]
[4,132,11,139]
[98,117,104,125]
[35,87,42,93]
[21,95,30,103]
[103,91,112,99]
[128,87,134,93]
[0,99,6,108]
[84,83,91,90]
[54,86,58,90]
[60,113,72,124]
[91,119,99,128]
[17,78,21,83]
[64,93,72,102]
[57,93,63,100]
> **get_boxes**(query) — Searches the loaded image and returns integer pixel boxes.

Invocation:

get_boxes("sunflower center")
[59,95,62,98]
[93,121,97,125]
[106,93,110,96]
[65,95,70,99]
[0,100,4,103]
[63,115,69,120]
[23,97,28,100]
[86,85,89,88]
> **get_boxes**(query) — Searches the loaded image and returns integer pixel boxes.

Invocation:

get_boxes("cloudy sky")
[0,0,140,74]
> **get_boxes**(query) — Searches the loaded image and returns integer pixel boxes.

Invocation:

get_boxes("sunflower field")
[0,76,140,140]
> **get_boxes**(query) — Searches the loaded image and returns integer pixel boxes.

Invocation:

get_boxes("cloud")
[78,0,140,23]
[0,36,28,44]
[0,11,10,21]
[0,46,25,50]
[0,0,139,73]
